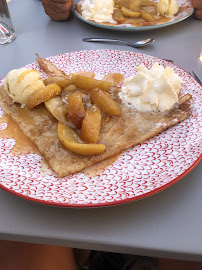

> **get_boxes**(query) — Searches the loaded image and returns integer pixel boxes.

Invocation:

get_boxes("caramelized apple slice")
[141,5,157,15]
[114,0,131,8]
[141,0,156,6]
[27,83,61,109]
[58,122,106,156]
[121,6,141,17]
[63,84,77,93]
[103,73,124,86]
[45,96,68,124]
[36,53,67,77]
[71,71,95,78]
[140,10,155,20]
[90,88,121,116]
[71,75,112,92]
[129,0,142,12]
[68,92,85,129]
[112,9,126,23]
[80,105,102,143]
[44,76,72,88]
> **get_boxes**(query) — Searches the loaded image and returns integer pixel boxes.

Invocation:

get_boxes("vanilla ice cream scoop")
[4,69,45,108]
[157,0,179,18]
[81,0,116,23]
[119,63,183,113]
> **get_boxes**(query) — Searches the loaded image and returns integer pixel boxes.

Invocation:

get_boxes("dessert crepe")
[0,57,191,177]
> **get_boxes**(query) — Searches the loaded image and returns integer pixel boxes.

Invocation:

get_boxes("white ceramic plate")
[0,50,201,207]
[74,0,194,31]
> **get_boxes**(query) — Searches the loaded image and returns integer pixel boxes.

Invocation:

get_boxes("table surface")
[0,0,202,262]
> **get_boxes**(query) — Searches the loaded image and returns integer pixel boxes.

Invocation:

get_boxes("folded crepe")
[0,56,191,177]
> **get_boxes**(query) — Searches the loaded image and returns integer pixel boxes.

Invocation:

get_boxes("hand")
[192,0,202,19]
[41,0,74,21]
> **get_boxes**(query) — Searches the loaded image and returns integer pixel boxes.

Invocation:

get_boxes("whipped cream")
[81,0,116,23]
[157,0,179,18]
[119,63,183,113]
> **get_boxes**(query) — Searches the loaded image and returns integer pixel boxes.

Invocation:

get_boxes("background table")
[0,0,202,262]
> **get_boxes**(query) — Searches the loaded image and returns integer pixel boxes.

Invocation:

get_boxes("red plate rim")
[0,154,201,208]
[0,49,201,208]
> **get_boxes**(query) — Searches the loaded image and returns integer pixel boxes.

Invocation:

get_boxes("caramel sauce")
[0,114,39,155]
[101,114,111,127]
[83,153,121,177]
[128,16,170,27]
[17,70,40,84]
[0,72,127,178]
[0,114,51,175]
[0,113,120,178]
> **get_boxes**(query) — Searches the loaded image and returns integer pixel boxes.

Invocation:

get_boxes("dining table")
[0,0,202,263]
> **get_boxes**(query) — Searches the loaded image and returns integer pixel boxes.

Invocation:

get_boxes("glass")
[199,50,202,63]
[0,0,16,45]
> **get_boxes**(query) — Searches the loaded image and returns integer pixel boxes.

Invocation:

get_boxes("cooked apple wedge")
[129,0,142,12]
[90,88,121,116]
[62,84,77,93]
[141,0,156,6]
[58,122,106,156]
[43,76,72,88]
[103,73,124,86]
[71,71,95,78]
[121,6,141,17]
[80,105,101,143]
[71,75,112,92]
[112,8,126,23]
[36,53,67,77]
[68,92,85,129]
[140,10,155,21]
[27,83,61,109]
[45,96,68,124]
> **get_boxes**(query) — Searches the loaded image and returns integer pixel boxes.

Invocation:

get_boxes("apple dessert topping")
[28,72,123,156]
[2,56,192,177]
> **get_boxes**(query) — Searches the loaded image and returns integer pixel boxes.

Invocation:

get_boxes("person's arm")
[41,0,74,21]
[0,240,77,270]
[192,0,202,19]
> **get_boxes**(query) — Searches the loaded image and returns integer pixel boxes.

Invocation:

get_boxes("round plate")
[0,50,201,207]
[74,0,194,31]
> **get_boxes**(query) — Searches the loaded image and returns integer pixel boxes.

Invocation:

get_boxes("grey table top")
[0,0,202,262]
